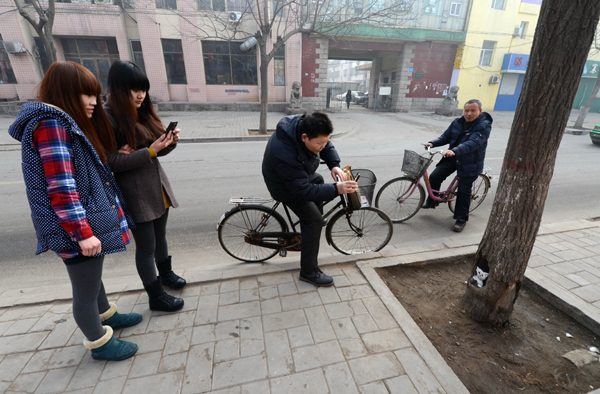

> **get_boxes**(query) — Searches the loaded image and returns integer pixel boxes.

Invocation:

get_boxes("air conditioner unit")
[3,41,27,54]
[513,26,522,37]
[489,75,501,84]
[229,11,242,23]
[94,0,113,4]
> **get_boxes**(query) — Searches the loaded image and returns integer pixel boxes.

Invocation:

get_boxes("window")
[156,0,176,9]
[274,45,285,86]
[62,37,120,88]
[491,0,504,10]
[449,2,461,16]
[130,40,146,73]
[272,0,284,17]
[518,21,528,39]
[423,0,436,14]
[479,41,496,67]
[498,74,519,95]
[162,39,187,84]
[0,36,17,84]
[198,0,252,12]
[202,41,257,85]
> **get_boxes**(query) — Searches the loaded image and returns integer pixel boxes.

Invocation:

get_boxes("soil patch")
[376,255,600,394]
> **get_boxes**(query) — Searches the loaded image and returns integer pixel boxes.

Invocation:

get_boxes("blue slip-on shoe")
[84,326,138,361]
[100,302,142,329]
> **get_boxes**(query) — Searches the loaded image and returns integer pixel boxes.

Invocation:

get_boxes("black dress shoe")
[422,201,438,209]
[299,268,334,287]
[452,220,467,232]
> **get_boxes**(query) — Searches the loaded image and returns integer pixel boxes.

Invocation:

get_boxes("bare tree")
[13,0,57,64]
[462,0,600,326]
[573,27,600,129]
[178,0,415,133]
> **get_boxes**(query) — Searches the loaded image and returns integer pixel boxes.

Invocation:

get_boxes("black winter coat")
[429,112,493,178]
[262,115,341,205]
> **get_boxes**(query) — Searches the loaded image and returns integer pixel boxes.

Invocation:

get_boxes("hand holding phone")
[165,121,178,136]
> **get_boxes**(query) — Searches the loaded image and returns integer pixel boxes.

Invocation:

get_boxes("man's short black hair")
[299,112,334,139]
[465,99,482,109]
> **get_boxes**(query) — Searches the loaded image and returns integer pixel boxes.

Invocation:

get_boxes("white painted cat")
[472,267,489,288]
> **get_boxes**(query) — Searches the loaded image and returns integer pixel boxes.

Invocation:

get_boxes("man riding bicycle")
[262,113,357,287]
[423,99,492,232]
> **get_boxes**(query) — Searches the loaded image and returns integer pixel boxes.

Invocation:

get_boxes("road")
[1,109,599,292]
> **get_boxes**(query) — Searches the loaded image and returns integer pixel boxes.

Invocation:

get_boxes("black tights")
[130,209,170,286]
[65,256,110,341]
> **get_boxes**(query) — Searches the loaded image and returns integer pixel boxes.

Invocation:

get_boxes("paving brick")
[100,356,133,381]
[240,278,259,290]
[2,317,38,336]
[336,285,377,301]
[270,368,328,394]
[200,282,221,296]
[362,328,411,353]
[324,362,360,394]
[265,330,293,377]
[527,255,553,268]
[549,262,586,275]
[241,380,270,394]
[278,282,299,296]
[47,345,87,369]
[182,343,214,394]
[66,357,103,391]
[348,353,404,385]
[240,317,264,357]
[8,371,45,393]
[261,298,283,315]
[293,340,345,371]
[0,352,33,381]
[325,301,366,320]
[287,325,314,348]
[128,332,167,354]
[565,273,594,286]
[317,286,341,304]
[220,279,240,293]
[218,301,261,322]
[339,338,369,359]
[554,249,594,261]
[147,311,195,333]
[195,294,219,325]
[164,327,193,356]
[351,314,380,334]
[219,291,240,306]
[215,320,240,341]
[385,375,419,394]
[574,259,600,277]
[93,376,127,393]
[332,317,360,339]
[0,320,12,337]
[0,304,51,322]
[359,381,389,394]
[304,306,336,343]
[395,348,445,394]
[122,371,185,394]
[211,387,242,394]
[331,275,352,288]
[571,284,600,303]
[191,324,216,345]
[281,292,322,311]
[158,352,187,373]
[38,317,78,350]
[533,267,579,290]
[342,266,368,285]
[257,272,295,287]
[259,286,279,300]
[34,366,77,394]
[240,288,260,303]
[212,355,268,389]
[263,310,307,332]
[130,351,161,378]
[215,337,240,363]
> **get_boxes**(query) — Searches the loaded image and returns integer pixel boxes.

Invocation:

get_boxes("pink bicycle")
[374,146,492,223]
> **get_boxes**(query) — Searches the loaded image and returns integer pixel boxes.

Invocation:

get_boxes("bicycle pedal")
[279,249,287,257]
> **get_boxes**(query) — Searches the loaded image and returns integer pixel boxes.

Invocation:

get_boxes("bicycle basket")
[351,169,377,204]
[402,150,432,178]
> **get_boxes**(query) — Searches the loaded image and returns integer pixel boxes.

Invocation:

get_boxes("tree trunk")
[573,72,600,129]
[14,0,57,64]
[463,0,600,325]
[258,40,269,135]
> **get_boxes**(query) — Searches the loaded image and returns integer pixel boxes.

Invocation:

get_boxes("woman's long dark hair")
[106,61,164,148]
[38,61,115,163]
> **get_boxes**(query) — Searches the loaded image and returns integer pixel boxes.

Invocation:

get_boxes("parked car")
[353,92,366,104]
[355,92,368,105]
[591,124,600,145]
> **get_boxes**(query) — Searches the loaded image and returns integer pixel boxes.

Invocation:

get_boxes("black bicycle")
[216,170,393,262]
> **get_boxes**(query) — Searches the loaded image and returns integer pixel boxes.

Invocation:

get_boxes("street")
[1,109,599,293]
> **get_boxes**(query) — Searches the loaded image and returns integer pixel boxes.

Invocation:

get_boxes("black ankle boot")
[156,256,186,289]
[144,277,184,312]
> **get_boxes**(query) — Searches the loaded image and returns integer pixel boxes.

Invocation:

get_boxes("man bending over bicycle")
[423,99,492,232]
[262,113,358,287]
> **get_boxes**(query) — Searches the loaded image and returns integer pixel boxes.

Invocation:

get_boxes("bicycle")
[374,146,492,223]
[216,169,393,263]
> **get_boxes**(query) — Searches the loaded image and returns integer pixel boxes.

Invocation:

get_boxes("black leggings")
[130,209,170,286]
[65,255,110,341]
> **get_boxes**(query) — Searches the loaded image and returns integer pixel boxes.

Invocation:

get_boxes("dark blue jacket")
[262,114,341,205]
[429,112,493,178]
[9,102,134,256]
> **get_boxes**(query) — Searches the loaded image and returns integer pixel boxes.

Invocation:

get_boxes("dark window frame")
[161,38,187,84]
[202,40,257,85]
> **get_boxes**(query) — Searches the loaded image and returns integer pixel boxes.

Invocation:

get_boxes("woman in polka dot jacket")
[9,61,142,361]
[103,61,185,313]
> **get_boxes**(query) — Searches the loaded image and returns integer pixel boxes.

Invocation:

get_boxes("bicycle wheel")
[217,205,287,262]
[448,174,491,213]
[326,207,393,255]
[374,177,424,223]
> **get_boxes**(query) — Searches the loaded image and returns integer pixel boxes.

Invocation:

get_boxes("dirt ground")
[376,255,600,394]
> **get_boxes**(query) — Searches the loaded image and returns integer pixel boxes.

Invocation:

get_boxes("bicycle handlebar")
[421,143,445,156]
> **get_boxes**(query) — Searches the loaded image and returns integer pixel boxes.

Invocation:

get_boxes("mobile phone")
[165,121,178,135]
